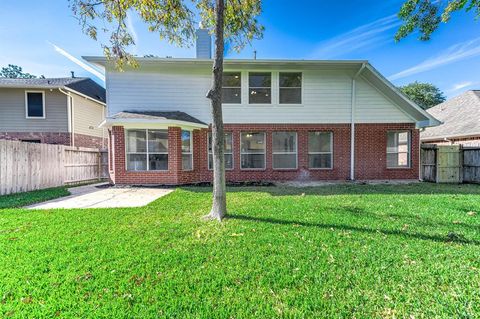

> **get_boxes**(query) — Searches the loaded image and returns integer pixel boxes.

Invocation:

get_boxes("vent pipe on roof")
[71,71,75,78]
[195,27,212,59]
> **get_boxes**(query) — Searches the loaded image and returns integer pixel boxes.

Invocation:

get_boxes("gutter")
[350,63,366,181]
[58,88,75,147]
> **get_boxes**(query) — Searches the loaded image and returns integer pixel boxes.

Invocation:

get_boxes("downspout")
[350,63,366,181]
[59,88,74,147]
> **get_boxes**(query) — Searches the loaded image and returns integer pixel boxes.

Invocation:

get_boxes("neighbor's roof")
[421,90,480,141]
[84,56,440,128]
[0,77,106,104]
[102,111,208,128]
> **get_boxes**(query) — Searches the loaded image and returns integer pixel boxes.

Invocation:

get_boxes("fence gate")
[463,147,480,183]
[421,144,437,182]
[436,145,462,183]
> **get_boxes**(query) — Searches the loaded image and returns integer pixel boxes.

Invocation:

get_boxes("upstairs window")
[25,91,45,118]
[222,72,241,104]
[272,132,297,169]
[241,132,266,169]
[308,132,333,169]
[387,131,410,168]
[126,129,168,171]
[249,72,271,104]
[182,130,193,170]
[279,73,302,104]
[208,132,233,170]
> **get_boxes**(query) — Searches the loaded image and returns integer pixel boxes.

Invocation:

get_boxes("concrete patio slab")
[27,183,173,209]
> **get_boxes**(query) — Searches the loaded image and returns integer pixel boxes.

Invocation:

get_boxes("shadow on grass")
[181,182,480,196]
[228,214,480,246]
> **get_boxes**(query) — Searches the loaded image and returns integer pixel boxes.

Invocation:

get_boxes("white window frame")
[222,72,242,105]
[248,72,272,105]
[272,132,298,170]
[182,130,193,171]
[25,90,46,119]
[386,131,411,169]
[278,72,303,105]
[208,132,234,170]
[308,131,334,170]
[240,132,266,170]
[125,129,168,171]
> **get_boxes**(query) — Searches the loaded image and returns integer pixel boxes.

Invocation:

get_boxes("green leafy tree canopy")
[399,81,447,109]
[0,64,37,79]
[396,0,480,41]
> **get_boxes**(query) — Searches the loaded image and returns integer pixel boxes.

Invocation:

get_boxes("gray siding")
[0,88,68,132]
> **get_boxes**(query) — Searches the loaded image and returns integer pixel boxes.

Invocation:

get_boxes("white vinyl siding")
[106,67,414,124]
[71,92,105,138]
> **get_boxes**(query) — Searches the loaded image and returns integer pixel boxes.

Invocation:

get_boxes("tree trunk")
[204,0,226,221]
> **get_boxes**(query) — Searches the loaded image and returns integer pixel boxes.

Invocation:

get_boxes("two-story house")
[85,30,439,185]
[0,77,106,148]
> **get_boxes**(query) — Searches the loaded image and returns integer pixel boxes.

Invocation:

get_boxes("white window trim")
[222,72,242,105]
[278,72,303,105]
[182,130,194,171]
[386,130,411,169]
[25,90,46,119]
[240,132,266,170]
[272,132,298,170]
[125,129,169,172]
[308,131,334,170]
[248,72,272,105]
[208,132,234,171]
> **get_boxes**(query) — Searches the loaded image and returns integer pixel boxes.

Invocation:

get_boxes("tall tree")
[399,81,446,109]
[70,0,263,221]
[0,64,37,79]
[396,0,480,41]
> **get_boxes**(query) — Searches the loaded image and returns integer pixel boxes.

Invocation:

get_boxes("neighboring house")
[84,30,439,185]
[421,90,480,146]
[0,77,106,148]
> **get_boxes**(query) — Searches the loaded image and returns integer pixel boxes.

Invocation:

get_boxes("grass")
[0,187,69,209]
[1,183,480,318]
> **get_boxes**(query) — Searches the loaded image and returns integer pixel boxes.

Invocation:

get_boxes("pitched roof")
[421,90,480,141]
[109,111,207,126]
[0,77,106,104]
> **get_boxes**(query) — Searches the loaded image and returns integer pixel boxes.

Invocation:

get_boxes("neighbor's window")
[272,132,297,169]
[25,91,45,118]
[182,130,193,170]
[279,72,302,104]
[208,132,233,170]
[308,132,333,169]
[222,72,241,104]
[126,129,168,171]
[387,131,410,168]
[249,72,271,104]
[241,132,265,169]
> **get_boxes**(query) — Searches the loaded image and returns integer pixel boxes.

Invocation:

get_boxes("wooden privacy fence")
[0,140,108,195]
[421,144,480,184]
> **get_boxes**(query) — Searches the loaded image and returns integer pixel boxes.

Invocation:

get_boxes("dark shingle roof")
[421,90,480,140]
[110,111,207,125]
[0,77,105,104]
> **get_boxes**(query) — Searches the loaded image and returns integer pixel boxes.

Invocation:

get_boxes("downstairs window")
[126,129,168,171]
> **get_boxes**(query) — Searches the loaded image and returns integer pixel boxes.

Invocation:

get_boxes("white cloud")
[446,81,478,94]
[126,11,138,45]
[50,42,105,82]
[310,14,401,59]
[389,37,480,80]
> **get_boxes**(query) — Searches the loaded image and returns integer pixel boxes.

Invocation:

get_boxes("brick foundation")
[110,123,420,185]
[0,132,106,149]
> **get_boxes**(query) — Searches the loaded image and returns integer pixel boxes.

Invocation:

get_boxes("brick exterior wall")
[0,132,106,149]
[110,123,419,185]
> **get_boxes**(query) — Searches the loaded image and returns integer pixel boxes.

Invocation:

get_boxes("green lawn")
[1,183,480,318]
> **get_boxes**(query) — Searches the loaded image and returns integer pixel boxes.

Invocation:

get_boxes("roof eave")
[100,118,208,129]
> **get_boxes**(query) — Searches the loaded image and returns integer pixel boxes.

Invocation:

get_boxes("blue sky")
[1,0,479,97]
